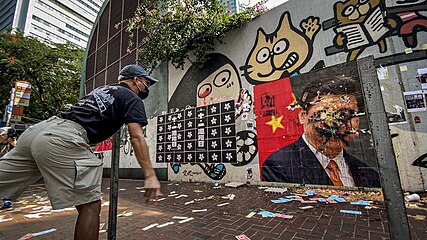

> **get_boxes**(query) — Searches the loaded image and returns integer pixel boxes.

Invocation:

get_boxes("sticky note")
[400,65,408,71]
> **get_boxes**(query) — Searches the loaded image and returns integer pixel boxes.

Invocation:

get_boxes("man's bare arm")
[127,122,161,200]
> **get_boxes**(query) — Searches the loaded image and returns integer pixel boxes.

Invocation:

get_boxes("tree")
[0,30,84,121]
[122,0,268,71]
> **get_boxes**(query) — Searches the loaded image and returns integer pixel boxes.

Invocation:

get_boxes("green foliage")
[121,0,268,71]
[0,31,84,121]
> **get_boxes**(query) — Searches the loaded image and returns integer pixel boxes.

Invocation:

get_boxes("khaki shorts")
[0,117,103,209]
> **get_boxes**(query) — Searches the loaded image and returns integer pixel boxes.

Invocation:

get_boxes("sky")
[239,0,288,9]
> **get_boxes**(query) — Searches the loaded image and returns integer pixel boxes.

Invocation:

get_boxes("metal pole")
[108,130,121,240]
[357,57,411,240]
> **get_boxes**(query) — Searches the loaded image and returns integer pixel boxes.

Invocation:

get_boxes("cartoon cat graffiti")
[332,0,397,61]
[240,11,321,85]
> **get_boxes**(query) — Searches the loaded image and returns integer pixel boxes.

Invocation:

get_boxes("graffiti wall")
[154,0,427,190]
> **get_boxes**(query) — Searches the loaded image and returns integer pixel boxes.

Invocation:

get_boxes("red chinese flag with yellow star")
[253,78,304,174]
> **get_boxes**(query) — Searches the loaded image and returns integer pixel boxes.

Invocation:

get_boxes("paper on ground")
[192,209,208,213]
[179,217,194,223]
[142,223,159,231]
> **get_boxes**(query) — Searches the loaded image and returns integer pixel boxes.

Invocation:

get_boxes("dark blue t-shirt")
[60,83,147,144]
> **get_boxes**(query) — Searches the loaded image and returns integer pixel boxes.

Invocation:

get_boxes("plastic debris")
[264,187,287,194]
[172,216,189,220]
[193,190,203,193]
[101,201,110,206]
[185,200,195,205]
[340,210,362,215]
[168,194,179,197]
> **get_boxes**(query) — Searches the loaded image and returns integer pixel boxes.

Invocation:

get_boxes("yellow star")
[266,115,285,133]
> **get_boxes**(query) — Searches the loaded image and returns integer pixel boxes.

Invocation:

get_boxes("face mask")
[134,80,150,100]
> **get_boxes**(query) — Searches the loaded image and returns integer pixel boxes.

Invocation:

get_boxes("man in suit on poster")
[262,76,381,187]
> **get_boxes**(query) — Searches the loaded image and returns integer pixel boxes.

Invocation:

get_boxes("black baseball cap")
[118,64,158,85]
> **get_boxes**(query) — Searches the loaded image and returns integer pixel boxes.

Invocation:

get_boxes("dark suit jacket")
[261,136,381,187]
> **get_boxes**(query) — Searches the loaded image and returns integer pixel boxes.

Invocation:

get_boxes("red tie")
[327,160,343,186]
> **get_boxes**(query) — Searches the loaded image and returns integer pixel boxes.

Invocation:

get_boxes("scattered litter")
[99,223,105,230]
[172,216,189,220]
[170,191,176,194]
[284,195,301,199]
[0,217,12,222]
[194,198,206,201]
[274,213,294,219]
[175,195,188,199]
[192,209,208,213]
[310,198,326,203]
[142,223,159,231]
[99,230,107,234]
[271,198,290,203]
[305,190,316,196]
[327,199,337,204]
[185,200,195,205]
[408,214,426,221]
[136,187,144,190]
[327,195,346,203]
[246,212,256,218]
[152,198,166,202]
[351,200,370,206]
[225,182,245,188]
[168,194,179,197]
[117,211,133,217]
[235,234,251,240]
[140,190,145,193]
[364,205,379,210]
[299,206,314,210]
[213,186,222,189]
[214,183,219,187]
[101,201,110,207]
[300,200,317,204]
[24,214,42,218]
[178,217,194,223]
[157,222,174,228]
[264,187,287,194]
[405,193,421,202]
[221,194,235,200]
[119,189,126,191]
[257,211,275,217]
[193,190,203,193]
[217,202,230,207]
[18,228,56,240]
[340,210,362,215]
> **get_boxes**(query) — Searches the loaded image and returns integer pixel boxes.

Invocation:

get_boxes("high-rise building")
[219,0,239,14]
[0,0,103,48]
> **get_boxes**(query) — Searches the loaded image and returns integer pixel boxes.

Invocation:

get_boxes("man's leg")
[75,200,101,240]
